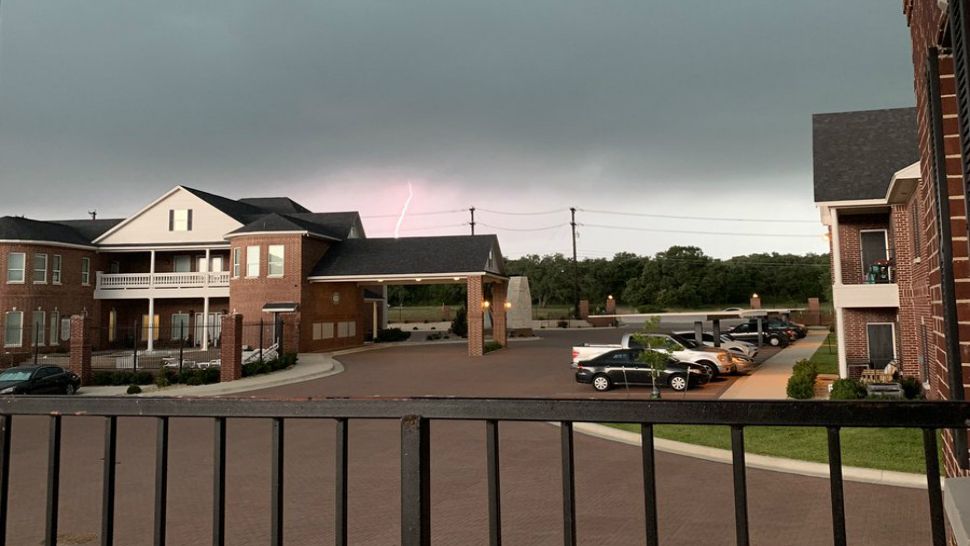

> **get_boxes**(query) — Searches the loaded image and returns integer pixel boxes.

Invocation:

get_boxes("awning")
[262,302,299,313]
[886,161,921,204]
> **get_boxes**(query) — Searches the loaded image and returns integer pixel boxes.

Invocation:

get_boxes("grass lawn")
[808,332,839,375]
[610,423,939,474]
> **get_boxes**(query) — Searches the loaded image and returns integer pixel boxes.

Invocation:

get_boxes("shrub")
[451,307,468,337]
[375,328,412,343]
[786,374,815,399]
[126,384,142,395]
[557,320,568,328]
[133,371,154,385]
[155,374,170,389]
[899,376,924,400]
[829,378,866,400]
[791,360,818,381]
[484,341,503,353]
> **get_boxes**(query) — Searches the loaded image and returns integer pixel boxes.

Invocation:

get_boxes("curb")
[569,422,931,490]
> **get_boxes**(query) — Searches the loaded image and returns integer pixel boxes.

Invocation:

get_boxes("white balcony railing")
[96,272,230,291]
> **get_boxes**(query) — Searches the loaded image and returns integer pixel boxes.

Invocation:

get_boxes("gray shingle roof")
[0,216,100,246]
[181,186,267,223]
[54,219,124,242]
[813,107,919,202]
[227,213,345,240]
[237,197,311,214]
[310,235,504,278]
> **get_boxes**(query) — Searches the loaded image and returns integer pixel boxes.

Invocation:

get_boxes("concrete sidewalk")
[79,352,343,397]
[719,329,828,399]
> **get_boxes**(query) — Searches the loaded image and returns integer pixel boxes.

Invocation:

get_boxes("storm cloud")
[0,1,915,257]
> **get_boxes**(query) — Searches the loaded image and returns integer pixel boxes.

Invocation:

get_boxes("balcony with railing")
[95,271,230,299]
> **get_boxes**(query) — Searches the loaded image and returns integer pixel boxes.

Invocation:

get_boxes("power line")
[476,207,568,216]
[396,223,468,232]
[477,222,566,232]
[579,223,824,238]
[361,209,465,219]
[578,208,819,224]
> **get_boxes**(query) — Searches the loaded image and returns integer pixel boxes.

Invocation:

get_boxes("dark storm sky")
[0,1,916,258]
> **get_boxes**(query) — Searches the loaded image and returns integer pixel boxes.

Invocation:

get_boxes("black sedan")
[575,349,711,392]
[0,365,81,395]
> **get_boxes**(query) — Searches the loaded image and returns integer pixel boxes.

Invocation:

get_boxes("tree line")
[387,245,830,311]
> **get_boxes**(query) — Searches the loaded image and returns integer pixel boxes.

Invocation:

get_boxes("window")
[33,254,48,284]
[4,311,23,347]
[50,310,59,345]
[81,257,91,285]
[211,256,224,273]
[337,321,356,338]
[6,252,25,283]
[52,255,62,284]
[169,209,192,231]
[321,323,334,339]
[912,200,921,258]
[232,248,241,277]
[268,245,285,277]
[246,246,260,277]
[31,310,45,346]
[174,255,192,273]
[60,318,71,342]
[171,313,191,340]
[109,261,120,274]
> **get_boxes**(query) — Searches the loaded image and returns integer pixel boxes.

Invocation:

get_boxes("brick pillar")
[492,281,508,347]
[68,315,92,385]
[221,314,243,382]
[467,276,484,357]
[579,299,589,319]
[807,297,821,326]
[750,294,762,310]
[281,317,300,356]
[605,296,616,315]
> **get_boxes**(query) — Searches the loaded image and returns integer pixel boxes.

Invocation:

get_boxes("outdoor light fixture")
[608,295,614,300]
[482,300,490,309]
[415,278,422,282]
[453,277,460,281]
[752,293,759,298]
[504,301,512,310]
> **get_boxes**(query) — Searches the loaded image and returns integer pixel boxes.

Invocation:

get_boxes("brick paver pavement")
[3,329,931,545]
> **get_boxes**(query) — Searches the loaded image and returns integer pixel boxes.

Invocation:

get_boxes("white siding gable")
[96,187,243,245]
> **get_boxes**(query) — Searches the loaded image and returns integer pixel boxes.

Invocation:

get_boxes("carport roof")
[308,234,505,281]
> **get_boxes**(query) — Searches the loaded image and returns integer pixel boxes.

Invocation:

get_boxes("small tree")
[631,317,674,399]
[451,306,468,337]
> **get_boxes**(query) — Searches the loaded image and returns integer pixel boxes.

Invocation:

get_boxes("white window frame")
[232,248,241,278]
[60,317,71,342]
[268,245,285,277]
[31,310,45,346]
[33,254,48,284]
[246,246,260,278]
[50,310,60,345]
[865,321,898,363]
[859,228,890,265]
[81,257,91,286]
[6,252,25,284]
[52,255,62,284]
[4,310,23,348]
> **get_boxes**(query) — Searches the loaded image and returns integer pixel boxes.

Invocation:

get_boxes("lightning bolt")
[393,182,414,238]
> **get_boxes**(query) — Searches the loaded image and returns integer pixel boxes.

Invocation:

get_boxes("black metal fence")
[0,322,70,370]
[0,397,961,546]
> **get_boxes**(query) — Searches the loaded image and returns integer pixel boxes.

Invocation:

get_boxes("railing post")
[486,419,502,546]
[335,418,349,546]
[923,428,946,546]
[826,427,846,546]
[730,425,749,546]
[45,415,62,546]
[0,415,12,546]
[401,415,430,546]
[101,416,117,546]
[641,424,659,546]
[154,417,169,546]
[271,418,285,546]
[213,417,227,546]
[561,422,576,546]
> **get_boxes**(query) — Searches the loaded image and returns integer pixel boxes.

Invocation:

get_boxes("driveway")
[2,329,931,545]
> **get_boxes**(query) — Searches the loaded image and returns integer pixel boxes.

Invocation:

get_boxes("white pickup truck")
[571,333,737,377]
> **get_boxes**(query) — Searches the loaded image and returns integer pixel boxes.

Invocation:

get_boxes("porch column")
[830,208,843,286]
[382,285,389,329]
[372,301,379,340]
[492,281,508,347]
[836,307,848,378]
[467,276,485,357]
[202,296,210,350]
[712,319,721,347]
[694,321,703,345]
[147,297,155,352]
[149,250,156,288]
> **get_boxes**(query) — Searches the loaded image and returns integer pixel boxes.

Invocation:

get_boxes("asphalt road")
[3,328,932,545]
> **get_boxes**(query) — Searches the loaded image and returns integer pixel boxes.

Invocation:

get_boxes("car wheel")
[697,361,719,378]
[65,383,76,396]
[769,336,781,347]
[669,374,688,392]
[592,374,612,392]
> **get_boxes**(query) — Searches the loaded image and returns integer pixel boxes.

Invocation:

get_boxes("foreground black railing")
[0,397,965,546]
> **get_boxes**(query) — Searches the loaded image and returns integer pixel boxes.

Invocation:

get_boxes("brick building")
[814,108,923,379]
[0,186,508,359]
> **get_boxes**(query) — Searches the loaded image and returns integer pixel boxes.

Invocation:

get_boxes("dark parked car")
[767,319,807,339]
[0,365,80,395]
[727,322,789,347]
[575,349,711,392]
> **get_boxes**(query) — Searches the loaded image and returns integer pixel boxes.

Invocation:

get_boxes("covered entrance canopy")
[308,235,509,356]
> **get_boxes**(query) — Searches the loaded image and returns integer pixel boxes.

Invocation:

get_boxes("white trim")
[5,252,25,284]
[815,198,888,208]
[32,253,48,284]
[3,310,23,348]
[98,244,231,252]
[80,257,91,286]
[308,271,508,282]
[865,321,898,364]
[92,186,184,243]
[836,308,848,377]
[859,228,889,279]
[267,244,285,277]
[0,240,97,251]
[224,230,340,242]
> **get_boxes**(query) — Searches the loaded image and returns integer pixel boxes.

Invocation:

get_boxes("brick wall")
[841,308,900,368]
[836,213,892,284]
[0,242,100,352]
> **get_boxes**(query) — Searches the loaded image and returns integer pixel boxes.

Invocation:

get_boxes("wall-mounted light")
[752,293,759,299]
[453,277,461,281]
[415,278,423,282]
[504,301,512,310]
[482,300,491,310]
[607,294,614,300]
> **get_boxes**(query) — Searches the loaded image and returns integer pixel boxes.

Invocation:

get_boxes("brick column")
[750,294,762,309]
[68,315,92,385]
[605,296,616,315]
[492,281,508,347]
[807,297,821,326]
[221,314,243,382]
[467,276,484,357]
[578,299,589,319]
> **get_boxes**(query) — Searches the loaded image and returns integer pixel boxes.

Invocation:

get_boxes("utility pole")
[570,207,579,319]
[469,207,476,235]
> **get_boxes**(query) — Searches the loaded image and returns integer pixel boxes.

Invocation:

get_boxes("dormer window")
[169,209,193,232]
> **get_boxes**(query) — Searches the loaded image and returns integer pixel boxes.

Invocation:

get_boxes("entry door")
[860,230,888,274]
[210,256,224,273]
[867,323,896,368]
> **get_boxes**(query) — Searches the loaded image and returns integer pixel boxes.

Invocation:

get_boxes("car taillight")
[572,350,579,360]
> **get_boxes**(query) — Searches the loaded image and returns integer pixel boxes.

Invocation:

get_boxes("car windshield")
[0,369,33,382]
[670,334,698,349]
